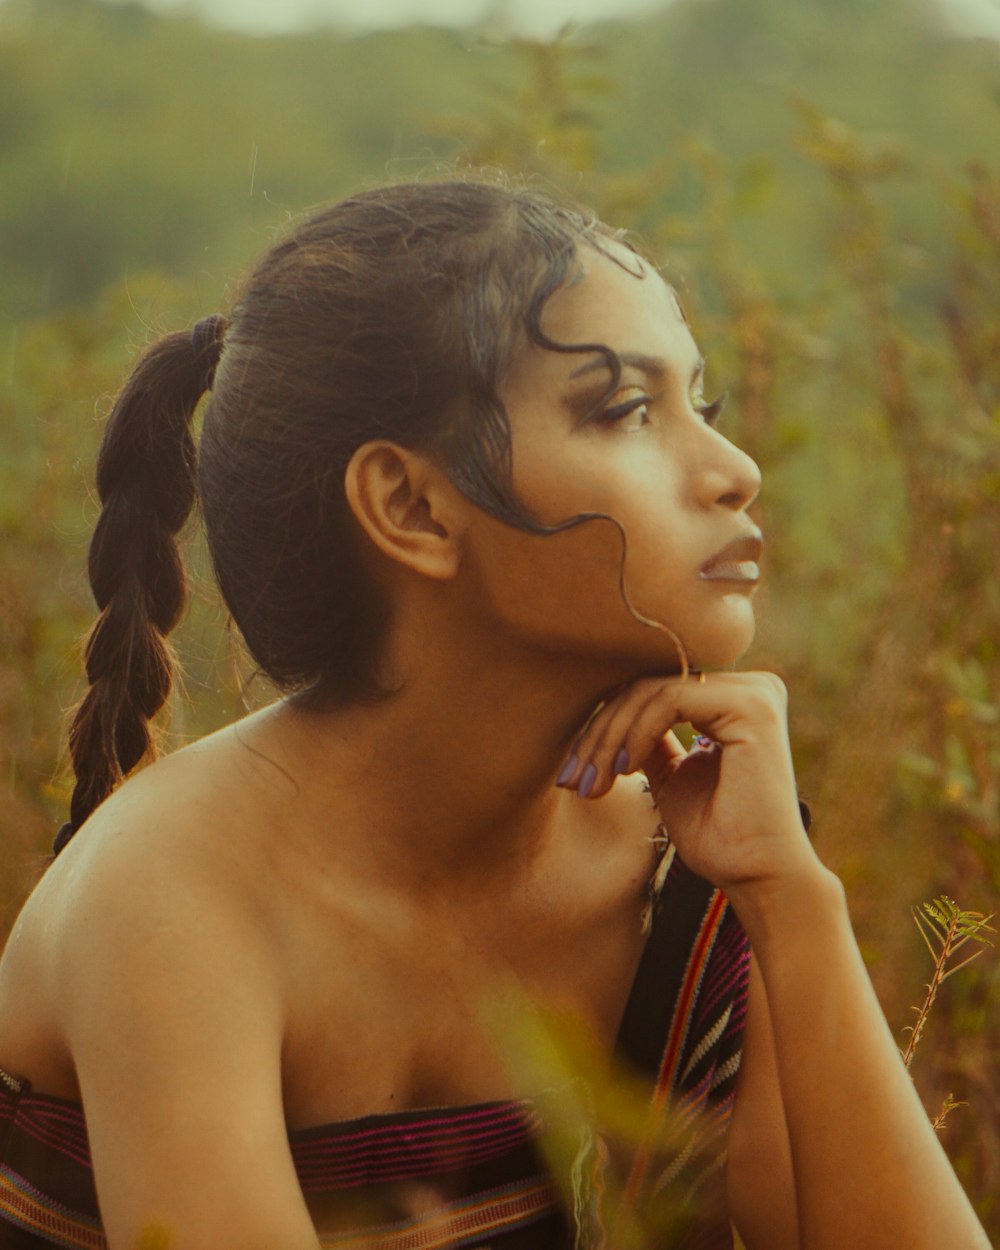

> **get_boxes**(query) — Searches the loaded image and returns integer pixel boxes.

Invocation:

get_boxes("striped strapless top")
[0,846,749,1250]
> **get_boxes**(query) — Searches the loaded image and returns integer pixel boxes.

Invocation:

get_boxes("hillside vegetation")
[1,0,998,1232]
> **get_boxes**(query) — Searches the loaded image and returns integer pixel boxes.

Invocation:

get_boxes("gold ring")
[698,671,706,686]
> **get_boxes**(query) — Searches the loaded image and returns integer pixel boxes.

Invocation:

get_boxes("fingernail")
[692,735,716,752]
[613,747,630,775]
[556,753,579,787]
[577,763,598,798]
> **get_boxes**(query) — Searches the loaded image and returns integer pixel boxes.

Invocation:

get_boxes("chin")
[601,595,756,676]
[694,640,754,673]
[672,612,757,674]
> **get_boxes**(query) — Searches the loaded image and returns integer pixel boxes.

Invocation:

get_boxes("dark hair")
[60,175,642,850]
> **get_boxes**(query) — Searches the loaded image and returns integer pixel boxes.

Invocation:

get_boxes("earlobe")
[344,441,461,580]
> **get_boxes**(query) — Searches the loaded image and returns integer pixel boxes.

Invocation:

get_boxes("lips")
[699,531,764,583]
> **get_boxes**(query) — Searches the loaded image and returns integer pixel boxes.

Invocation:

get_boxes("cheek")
[481,430,704,657]
[501,445,688,604]
[461,514,699,676]
[464,513,637,643]
[512,430,683,530]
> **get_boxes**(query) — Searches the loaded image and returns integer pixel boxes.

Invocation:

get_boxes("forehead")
[509,244,699,390]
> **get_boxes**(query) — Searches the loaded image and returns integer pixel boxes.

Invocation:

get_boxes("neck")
[263,624,628,891]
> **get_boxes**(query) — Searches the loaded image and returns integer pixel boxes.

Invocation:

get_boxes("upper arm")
[726,955,800,1250]
[52,829,319,1250]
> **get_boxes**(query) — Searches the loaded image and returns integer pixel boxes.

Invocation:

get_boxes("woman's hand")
[557,671,818,897]
[559,672,994,1250]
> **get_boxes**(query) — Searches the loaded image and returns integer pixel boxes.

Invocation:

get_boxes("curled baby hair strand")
[194,177,632,708]
[56,318,226,854]
[57,176,685,851]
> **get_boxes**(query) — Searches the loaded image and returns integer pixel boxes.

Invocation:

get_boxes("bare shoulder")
[0,709,354,1247]
[0,720,325,1248]
[0,715,288,1095]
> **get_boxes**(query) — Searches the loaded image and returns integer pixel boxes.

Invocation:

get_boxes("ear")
[343,441,464,581]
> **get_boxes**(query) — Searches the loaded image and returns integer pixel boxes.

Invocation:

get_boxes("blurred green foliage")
[1,0,998,1235]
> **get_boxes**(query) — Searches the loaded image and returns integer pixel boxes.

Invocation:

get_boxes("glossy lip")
[699,530,764,583]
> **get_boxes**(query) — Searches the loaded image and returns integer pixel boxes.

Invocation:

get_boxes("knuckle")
[763,672,788,705]
[769,671,787,694]
[746,671,787,710]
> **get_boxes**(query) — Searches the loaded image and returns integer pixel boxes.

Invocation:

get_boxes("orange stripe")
[616,890,728,1227]
[318,1179,557,1250]
[0,1168,106,1250]
[0,1166,556,1250]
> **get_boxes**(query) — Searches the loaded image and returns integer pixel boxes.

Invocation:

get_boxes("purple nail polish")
[692,735,716,752]
[613,747,630,775]
[556,753,579,787]
[578,763,598,798]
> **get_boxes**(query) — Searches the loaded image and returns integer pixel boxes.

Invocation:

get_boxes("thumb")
[641,728,696,791]
[644,734,722,820]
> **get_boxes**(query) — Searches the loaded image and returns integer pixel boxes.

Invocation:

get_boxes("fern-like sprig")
[931,1093,968,1133]
[901,896,995,1074]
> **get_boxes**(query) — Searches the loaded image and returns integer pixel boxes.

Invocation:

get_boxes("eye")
[695,391,728,427]
[600,394,652,431]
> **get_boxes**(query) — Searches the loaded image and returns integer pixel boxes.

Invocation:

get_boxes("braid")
[57,317,227,853]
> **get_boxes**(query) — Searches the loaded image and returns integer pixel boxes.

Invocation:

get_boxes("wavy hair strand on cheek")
[58,176,686,855]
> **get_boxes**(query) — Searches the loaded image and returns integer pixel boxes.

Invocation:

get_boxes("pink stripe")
[295,1118,528,1171]
[694,971,743,1025]
[291,1100,532,1149]
[17,1104,90,1153]
[291,1110,535,1165]
[21,1099,86,1126]
[13,1117,93,1170]
[19,1106,89,1144]
[296,1136,527,1183]
[689,937,748,1030]
[296,1124,531,1190]
[294,1110,536,1161]
[696,922,745,993]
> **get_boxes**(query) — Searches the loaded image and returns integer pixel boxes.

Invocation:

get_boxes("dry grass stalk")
[901,897,995,1074]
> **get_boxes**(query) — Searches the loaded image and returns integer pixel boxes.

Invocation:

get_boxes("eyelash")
[600,391,728,427]
[602,395,652,425]
[697,392,728,426]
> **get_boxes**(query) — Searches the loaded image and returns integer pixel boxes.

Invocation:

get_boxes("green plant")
[901,896,995,1130]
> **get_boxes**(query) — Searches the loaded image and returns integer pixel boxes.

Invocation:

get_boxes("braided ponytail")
[55,316,227,854]
[54,182,645,855]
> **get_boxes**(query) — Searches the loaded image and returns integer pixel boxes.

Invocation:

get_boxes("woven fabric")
[0,853,748,1249]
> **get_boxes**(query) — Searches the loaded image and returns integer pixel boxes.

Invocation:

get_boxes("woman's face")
[460,244,762,676]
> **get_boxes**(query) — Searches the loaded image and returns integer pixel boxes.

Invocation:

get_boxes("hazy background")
[1,0,998,1232]
[69,0,1000,38]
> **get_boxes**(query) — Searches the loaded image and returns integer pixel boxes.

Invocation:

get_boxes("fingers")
[557,676,693,799]
[556,677,670,798]
[556,671,789,800]
[644,729,719,796]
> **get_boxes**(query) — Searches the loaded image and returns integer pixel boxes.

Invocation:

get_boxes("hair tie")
[191,314,227,392]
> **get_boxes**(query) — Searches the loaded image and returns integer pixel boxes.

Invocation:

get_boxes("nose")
[695,429,761,512]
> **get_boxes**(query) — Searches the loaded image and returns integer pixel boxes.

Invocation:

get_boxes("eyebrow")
[568,351,705,385]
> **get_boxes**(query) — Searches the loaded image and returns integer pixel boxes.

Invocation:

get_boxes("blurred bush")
[1,0,997,1233]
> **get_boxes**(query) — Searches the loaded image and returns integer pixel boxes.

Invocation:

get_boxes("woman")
[0,178,988,1250]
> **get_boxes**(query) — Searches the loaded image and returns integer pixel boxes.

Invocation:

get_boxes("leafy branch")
[901,897,995,1076]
